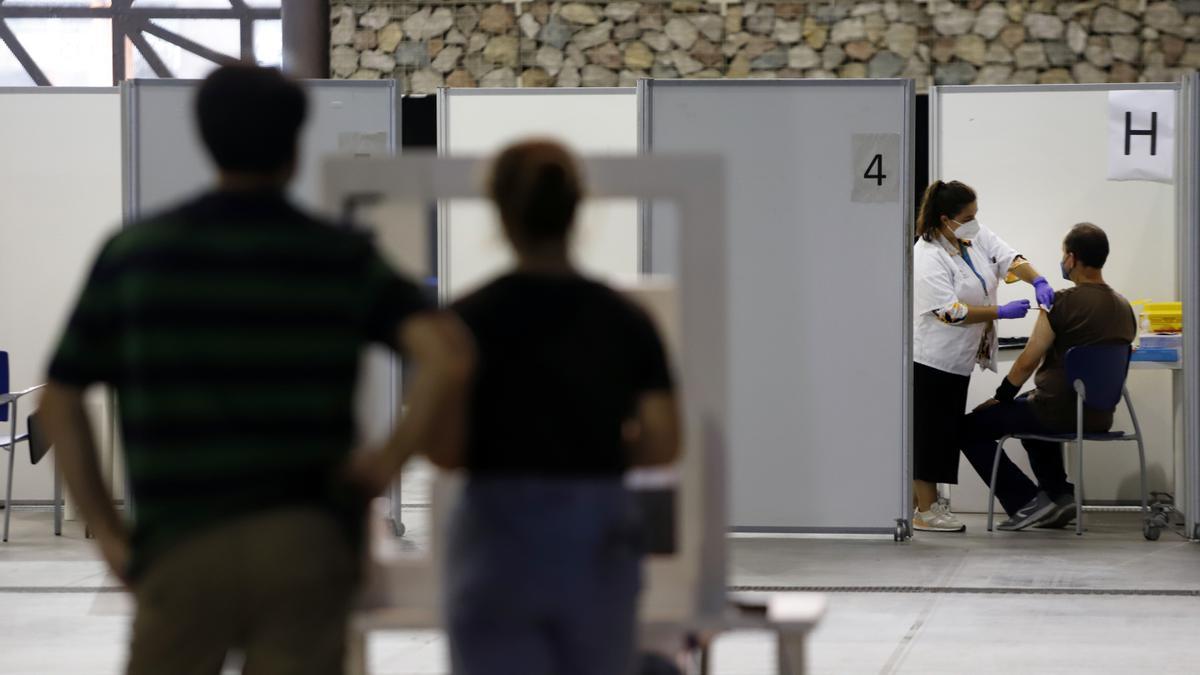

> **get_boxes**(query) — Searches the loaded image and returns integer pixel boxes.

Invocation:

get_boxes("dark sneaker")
[1034,493,1077,529]
[997,492,1057,531]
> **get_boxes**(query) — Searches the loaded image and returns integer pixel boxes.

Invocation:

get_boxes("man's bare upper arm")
[1011,310,1055,383]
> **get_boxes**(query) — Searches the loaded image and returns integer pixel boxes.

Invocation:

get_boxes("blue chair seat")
[988,344,1151,538]
[1007,431,1131,442]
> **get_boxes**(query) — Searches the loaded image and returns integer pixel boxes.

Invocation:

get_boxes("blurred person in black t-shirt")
[431,140,681,675]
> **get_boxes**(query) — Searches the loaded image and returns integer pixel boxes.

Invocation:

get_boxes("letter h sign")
[1108,90,1175,183]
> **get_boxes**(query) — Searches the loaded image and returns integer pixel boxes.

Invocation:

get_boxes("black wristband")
[994,378,1019,402]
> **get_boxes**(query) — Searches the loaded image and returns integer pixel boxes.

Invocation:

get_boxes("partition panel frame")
[435,86,638,305]
[930,80,1199,540]
[639,78,915,537]
[323,154,729,623]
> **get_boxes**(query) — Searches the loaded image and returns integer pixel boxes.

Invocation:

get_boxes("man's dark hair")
[195,65,307,173]
[1064,222,1110,268]
[488,139,583,244]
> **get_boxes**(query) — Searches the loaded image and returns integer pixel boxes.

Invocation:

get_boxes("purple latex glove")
[1032,276,1054,309]
[997,299,1031,320]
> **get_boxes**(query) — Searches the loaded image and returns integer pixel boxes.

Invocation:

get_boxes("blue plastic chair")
[985,344,1152,538]
[1,352,54,542]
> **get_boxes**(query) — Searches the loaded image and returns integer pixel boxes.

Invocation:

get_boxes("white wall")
[937,86,1178,510]
[0,90,123,502]
[440,89,639,299]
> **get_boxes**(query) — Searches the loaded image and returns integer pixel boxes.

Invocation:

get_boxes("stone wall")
[330,1,1200,93]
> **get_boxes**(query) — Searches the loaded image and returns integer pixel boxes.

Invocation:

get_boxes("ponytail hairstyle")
[488,139,583,246]
[916,180,976,242]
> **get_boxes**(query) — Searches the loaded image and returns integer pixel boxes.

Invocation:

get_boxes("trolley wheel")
[392,519,406,537]
[1143,520,1161,541]
[894,522,906,542]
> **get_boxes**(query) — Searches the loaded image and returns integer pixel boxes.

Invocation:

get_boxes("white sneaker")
[913,503,966,532]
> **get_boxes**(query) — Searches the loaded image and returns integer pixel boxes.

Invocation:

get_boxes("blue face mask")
[1060,257,1072,281]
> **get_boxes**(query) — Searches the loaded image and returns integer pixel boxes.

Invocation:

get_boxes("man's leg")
[126,527,241,675]
[960,401,1042,517]
[1022,438,1074,501]
[240,509,359,675]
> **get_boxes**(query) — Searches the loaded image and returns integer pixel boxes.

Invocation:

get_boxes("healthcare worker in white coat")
[911,180,1055,532]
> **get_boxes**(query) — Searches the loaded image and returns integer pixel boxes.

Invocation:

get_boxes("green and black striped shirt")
[49,190,431,577]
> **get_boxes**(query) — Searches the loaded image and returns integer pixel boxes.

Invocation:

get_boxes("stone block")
[1014,42,1048,69]
[999,23,1025,49]
[624,41,654,70]
[1072,62,1108,83]
[573,22,613,50]
[605,2,641,23]
[934,6,976,35]
[1110,35,1140,62]
[480,67,517,87]
[955,34,987,66]
[869,50,906,78]
[692,14,725,42]
[976,64,1013,84]
[886,23,918,58]
[521,67,553,87]
[1045,41,1075,67]
[409,69,442,94]
[986,42,1014,63]
[331,45,359,78]
[665,17,700,50]
[974,3,1008,39]
[479,5,514,34]
[788,45,821,69]
[446,69,475,88]
[432,45,463,73]
[1038,68,1074,84]
[935,61,978,85]
[557,65,581,86]
[831,17,867,43]
[484,36,519,67]
[582,64,619,86]
[1092,6,1139,33]
[1024,13,1064,40]
[560,3,601,26]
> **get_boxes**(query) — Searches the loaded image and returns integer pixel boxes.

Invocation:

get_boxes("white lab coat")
[913,225,1020,376]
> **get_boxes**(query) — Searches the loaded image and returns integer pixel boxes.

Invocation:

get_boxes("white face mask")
[950,217,980,241]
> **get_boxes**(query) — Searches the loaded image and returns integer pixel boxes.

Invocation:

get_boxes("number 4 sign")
[852,133,901,203]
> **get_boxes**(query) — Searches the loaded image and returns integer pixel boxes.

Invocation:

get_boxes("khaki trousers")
[127,507,358,675]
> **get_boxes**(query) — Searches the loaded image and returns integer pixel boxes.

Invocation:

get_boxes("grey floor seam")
[728,585,1200,597]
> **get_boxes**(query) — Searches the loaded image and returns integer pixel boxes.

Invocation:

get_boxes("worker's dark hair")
[1064,222,1110,268]
[916,180,976,242]
[488,139,583,245]
[195,64,307,173]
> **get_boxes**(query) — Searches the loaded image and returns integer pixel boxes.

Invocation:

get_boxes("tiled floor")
[2,502,1198,674]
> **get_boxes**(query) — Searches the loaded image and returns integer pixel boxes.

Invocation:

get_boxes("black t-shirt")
[452,272,674,476]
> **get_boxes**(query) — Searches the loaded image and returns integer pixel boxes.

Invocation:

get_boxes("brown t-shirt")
[1028,283,1137,432]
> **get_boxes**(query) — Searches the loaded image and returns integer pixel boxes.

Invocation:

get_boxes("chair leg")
[987,437,1009,532]
[1134,438,1149,520]
[53,458,62,537]
[4,408,17,543]
[1074,439,1084,536]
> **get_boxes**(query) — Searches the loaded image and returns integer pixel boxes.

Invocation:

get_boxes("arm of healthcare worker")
[1007,258,1055,310]
[349,312,475,484]
[975,309,1055,411]
[39,383,131,586]
[932,298,1031,325]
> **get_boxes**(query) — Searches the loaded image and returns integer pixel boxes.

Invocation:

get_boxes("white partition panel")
[932,83,1196,518]
[642,80,915,535]
[437,88,639,299]
[0,88,122,501]
[123,79,398,220]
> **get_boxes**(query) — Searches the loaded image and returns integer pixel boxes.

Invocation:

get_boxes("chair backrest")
[1065,344,1132,411]
[0,351,8,423]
